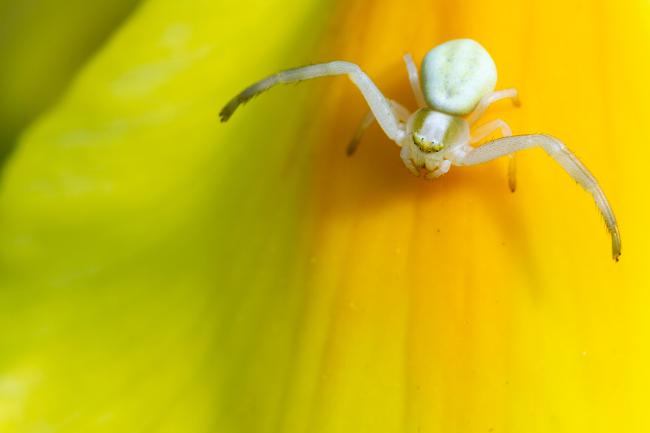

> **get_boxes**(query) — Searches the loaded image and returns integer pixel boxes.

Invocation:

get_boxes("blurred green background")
[0,0,140,158]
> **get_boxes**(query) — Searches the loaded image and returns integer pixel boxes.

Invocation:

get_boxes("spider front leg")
[347,100,411,156]
[455,134,621,260]
[346,52,425,155]
[220,61,405,143]
[471,119,517,192]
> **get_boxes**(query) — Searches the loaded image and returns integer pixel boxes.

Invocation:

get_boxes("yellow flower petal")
[286,1,649,431]
[1,0,649,432]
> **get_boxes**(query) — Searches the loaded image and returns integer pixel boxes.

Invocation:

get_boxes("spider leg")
[220,61,405,142]
[471,119,517,192]
[403,53,426,108]
[400,144,419,176]
[346,112,375,156]
[466,88,520,125]
[347,100,411,156]
[455,134,621,260]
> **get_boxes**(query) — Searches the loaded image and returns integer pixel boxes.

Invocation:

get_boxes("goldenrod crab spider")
[220,39,621,261]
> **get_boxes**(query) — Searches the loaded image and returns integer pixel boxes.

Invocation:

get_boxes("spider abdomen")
[420,39,497,116]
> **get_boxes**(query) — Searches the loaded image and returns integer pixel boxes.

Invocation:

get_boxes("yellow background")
[0,0,648,432]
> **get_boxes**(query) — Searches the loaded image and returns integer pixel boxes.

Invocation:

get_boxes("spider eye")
[412,133,443,153]
[420,39,497,116]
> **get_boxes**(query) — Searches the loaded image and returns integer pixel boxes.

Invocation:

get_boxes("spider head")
[409,108,469,154]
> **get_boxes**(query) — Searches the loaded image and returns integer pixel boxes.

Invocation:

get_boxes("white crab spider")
[220,39,621,260]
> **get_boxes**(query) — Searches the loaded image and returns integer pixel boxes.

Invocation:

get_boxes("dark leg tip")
[218,106,232,122]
